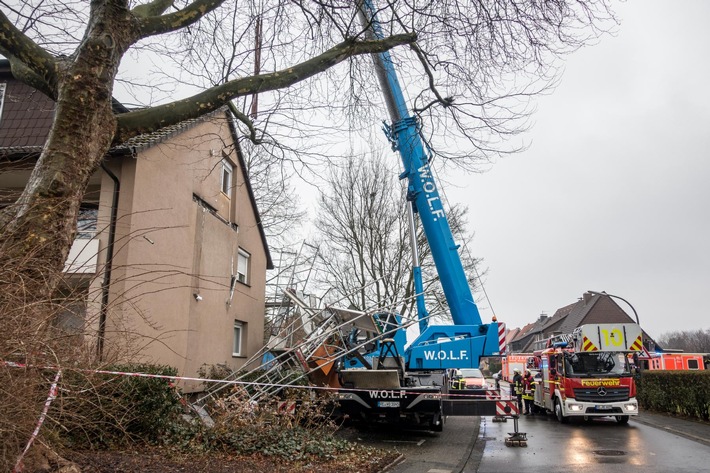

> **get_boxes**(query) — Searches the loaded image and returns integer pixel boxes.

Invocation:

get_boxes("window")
[77,205,98,238]
[688,359,699,370]
[237,249,250,284]
[0,83,6,123]
[233,321,244,356]
[221,159,233,196]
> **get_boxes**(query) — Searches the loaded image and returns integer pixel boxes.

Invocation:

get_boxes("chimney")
[582,292,594,304]
[538,313,548,323]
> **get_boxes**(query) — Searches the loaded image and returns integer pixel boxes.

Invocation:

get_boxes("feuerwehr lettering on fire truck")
[580,378,621,387]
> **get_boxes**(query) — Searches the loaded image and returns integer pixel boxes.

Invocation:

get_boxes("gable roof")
[0,65,54,154]
[540,302,576,333]
[0,60,130,155]
[556,294,603,335]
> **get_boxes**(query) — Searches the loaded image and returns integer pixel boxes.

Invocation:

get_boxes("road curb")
[453,416,482,473]
[630,416,710,448]
[380,453,406,472]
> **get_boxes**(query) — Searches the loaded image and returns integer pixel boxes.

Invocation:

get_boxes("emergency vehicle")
[533,323,643,424]
[501,354,536,382]
[646,352,706,371]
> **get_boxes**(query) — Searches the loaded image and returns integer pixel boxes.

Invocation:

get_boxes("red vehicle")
[646,352,706,371]
[533,323,643,424]
[451,368,490,391]
[501,354,536,382]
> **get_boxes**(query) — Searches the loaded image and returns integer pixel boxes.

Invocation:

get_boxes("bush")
[637,370,710,421]
[204,387,348,461]
[49,363,186,448]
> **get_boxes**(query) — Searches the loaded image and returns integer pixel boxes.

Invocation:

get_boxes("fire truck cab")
[534,323,643,424]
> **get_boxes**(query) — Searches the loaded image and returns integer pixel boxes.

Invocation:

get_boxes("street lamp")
[587,290,640,325]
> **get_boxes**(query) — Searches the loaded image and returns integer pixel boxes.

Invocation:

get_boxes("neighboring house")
[509,315,550,353]
[508,321,535,353]
[0,61,273,392]
[510,292,656,354]
[504,327,521,353]
[513,304,576,353]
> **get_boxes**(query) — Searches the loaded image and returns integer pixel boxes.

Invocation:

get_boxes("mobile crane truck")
[332,0,506,431]
[533,323,643,424]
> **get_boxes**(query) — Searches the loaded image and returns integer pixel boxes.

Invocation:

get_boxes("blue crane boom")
[356,1,500,372]
[357,1,481,329]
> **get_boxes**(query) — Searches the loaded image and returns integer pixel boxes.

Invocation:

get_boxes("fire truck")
[501,353,535,382]
[533,323,643,424]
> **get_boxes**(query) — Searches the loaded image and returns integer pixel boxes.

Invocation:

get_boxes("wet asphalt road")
[477,412,710,473]
[350,410,710,473]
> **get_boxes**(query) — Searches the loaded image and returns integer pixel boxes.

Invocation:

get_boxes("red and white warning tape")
[13,370,62,473]
[1,359,507,399]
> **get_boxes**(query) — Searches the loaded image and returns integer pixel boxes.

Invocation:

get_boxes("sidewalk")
[631,409,710,447]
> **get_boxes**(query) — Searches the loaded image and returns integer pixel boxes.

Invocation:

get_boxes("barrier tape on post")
[13,370,62,473]
[496,400,519,417]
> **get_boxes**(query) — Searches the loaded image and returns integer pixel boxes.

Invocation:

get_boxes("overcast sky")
[110,1,708,340]
[446,0,710,340]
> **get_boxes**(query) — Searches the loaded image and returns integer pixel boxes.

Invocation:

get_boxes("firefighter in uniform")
[522,370,535,415]
[512,368,523,414]
[452,369,465,390]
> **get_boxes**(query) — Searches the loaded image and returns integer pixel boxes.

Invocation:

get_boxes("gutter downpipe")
[98,161,120,360]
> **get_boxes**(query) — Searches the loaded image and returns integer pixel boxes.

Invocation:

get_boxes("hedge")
[636,370,710,421]
[50,363,185,447]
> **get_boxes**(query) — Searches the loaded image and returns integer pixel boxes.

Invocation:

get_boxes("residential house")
[509,314,555,353]
[0,60,273,391]
[512,304,576,353]
[508,321,536,353]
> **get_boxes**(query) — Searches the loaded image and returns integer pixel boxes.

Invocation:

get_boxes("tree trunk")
[0,2,132,304]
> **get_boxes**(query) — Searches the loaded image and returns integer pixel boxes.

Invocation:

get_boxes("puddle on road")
[593,450,626,456]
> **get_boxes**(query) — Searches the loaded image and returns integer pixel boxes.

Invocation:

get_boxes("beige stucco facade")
[86,113,269,391]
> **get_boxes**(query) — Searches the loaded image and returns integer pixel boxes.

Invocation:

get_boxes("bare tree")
[311,151,483,323]
[0,1,411,303]
[658,329,710,353]
[0,0,615,305]
[238,138,306,248]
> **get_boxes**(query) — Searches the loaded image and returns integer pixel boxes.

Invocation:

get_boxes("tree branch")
[136,0,226,38]
[0,9,57,95]
[115,33,416,143]
[227,101,260,144]
[409,42,453,112]
[131,0,175,18]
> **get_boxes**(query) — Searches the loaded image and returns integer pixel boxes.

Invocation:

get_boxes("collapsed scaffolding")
[198,236,439,404]
[199,280,426,405]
